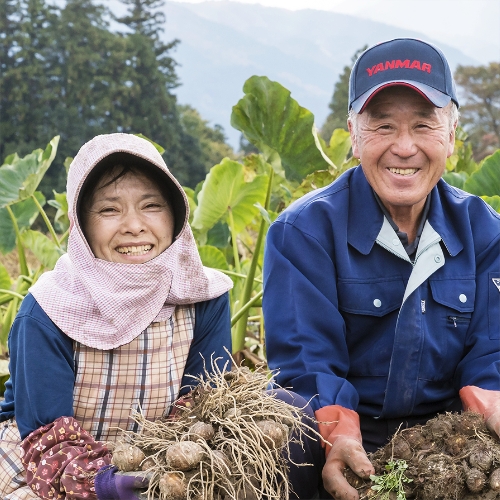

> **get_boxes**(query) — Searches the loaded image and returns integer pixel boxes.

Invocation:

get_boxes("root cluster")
[345,412,500,499]
[111,358,320,500]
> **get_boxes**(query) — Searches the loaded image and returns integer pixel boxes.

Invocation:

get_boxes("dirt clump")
[345,412,500,499]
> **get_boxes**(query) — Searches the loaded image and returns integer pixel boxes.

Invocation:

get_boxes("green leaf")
[47,191,69,233]
[206,221,231,248]
[0,136,59,208]
[20,230,65,269]
[134,134,165,155]
[292,170,335,202]
[0,192,46,254]
[63,157,73,174]
[198,245,229,271]
[0,264,11,289]
[464,150,500,196]
[183,187,197,224]
[442,171,468,189]
[231,75,328,180]
[481,195,500,213]
[327,128,352,168]
[192,158,268,234]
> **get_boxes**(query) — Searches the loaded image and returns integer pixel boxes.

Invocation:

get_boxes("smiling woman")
[80,162,176,264]
[0,134,233,500]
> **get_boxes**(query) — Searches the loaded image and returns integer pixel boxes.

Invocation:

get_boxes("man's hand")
[315,405,374,500]
[322,436,374,500]
[460,386,500,438]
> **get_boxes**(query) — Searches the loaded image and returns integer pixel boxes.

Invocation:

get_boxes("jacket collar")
[346,166,463,257]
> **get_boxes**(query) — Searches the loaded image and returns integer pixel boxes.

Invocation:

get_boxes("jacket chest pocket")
[337,278,405,365]
[427,279,476,374]
[338,278,406,317]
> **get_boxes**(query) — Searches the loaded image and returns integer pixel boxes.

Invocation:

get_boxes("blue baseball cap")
[349,38,459,113]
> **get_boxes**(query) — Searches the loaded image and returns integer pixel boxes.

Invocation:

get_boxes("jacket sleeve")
[7,294,75,439]
[179,292,232,395]
[263,220,359,412]
[455,230,500,392]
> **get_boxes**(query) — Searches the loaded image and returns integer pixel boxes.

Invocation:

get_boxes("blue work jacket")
[263,166,500,419]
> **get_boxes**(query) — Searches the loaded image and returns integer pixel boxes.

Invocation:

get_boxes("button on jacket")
[263,166,500,419]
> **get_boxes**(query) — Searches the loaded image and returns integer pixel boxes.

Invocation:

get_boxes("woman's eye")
[100,207,118,213]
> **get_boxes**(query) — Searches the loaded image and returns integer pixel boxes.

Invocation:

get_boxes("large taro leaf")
[231,76,328,181]
[191,158,268,235]
[325,129,352,170]
[198,245,229,271]
[20,230,65,269]
[0,136,59,208]
[0,192,46,254]
[442,171,468,190]
[464,150,500,197]
[481,195,500,213]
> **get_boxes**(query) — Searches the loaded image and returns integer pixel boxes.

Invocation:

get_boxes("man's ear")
[348,119,361,159]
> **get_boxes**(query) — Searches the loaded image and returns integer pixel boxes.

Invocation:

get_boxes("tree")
[321,45,367,140]
[0,0,59,160]
[455,63,500,160]
[178,105,235,172]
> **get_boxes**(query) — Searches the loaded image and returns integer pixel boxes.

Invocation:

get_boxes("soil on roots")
[345,412,500,499]
[110,358,322,500]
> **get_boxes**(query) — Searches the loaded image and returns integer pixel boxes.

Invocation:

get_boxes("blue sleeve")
[263,220,359,412]
[455,225,500,391]
[179,292,232,395]
[2,294,75,439]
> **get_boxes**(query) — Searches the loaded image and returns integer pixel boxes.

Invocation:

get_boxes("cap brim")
[351,80,452,113]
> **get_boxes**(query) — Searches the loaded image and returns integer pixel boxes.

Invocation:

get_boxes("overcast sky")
[168,0,500,64]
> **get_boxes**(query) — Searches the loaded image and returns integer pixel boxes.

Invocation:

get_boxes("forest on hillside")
[0,0,235,194]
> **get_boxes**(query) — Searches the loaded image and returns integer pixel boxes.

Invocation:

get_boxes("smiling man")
[263,39,500,499]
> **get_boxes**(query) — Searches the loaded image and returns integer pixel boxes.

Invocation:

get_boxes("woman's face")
[81,168,175,263]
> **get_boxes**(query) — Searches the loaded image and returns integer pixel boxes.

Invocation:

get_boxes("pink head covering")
[30,133,232,349]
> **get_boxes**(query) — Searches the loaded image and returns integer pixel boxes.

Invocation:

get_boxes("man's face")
[349,87,456,216]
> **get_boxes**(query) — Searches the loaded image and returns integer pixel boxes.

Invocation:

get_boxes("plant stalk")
[31,194,61,248]
[232,167,274,352]
[6,205,29,277]
[228,209,241,274]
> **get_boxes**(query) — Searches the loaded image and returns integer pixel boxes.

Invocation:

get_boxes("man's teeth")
[117,245,152,255]
[388,168,418,176]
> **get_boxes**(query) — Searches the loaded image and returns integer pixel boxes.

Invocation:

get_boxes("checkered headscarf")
[30,134,232,349]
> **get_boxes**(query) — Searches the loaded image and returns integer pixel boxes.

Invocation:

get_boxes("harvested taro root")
[344,411,500,499]
[111,358,322,500]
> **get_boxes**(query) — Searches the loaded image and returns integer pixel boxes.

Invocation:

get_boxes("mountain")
[108,0,479,149]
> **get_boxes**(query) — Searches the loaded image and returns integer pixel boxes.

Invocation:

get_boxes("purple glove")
[94,465,150,500]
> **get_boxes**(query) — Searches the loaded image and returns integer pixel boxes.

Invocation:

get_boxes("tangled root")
[112,355,323,500]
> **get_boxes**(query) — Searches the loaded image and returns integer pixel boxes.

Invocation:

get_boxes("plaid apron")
[0,304,194,499]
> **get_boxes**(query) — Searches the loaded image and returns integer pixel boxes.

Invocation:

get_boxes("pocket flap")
[430,278,475,312]
[338,279,405,316]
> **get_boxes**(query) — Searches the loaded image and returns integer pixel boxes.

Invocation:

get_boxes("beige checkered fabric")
[0,304,194,497]
[73,304,194,442]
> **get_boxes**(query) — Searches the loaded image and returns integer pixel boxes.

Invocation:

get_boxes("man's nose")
[390,130,418,158]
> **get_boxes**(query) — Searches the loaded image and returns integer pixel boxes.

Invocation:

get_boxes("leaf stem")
[31,194,61,249]
[6,205,29,277]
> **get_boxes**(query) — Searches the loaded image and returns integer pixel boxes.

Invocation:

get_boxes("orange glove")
[315,405,374,500]
[460,386,500,437]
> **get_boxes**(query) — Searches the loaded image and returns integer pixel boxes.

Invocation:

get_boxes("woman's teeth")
[388,168,418,176]
[117,244,152,255]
